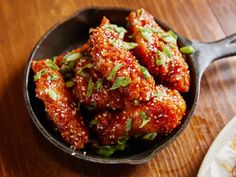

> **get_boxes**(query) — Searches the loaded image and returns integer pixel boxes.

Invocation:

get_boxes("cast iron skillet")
[23,7,236,164]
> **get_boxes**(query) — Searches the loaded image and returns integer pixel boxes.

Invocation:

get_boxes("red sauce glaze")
[88,17,155,102]
[73,57,124,110]
[92,85,186,145]
[32,59,89,149]
[127,9,190,93]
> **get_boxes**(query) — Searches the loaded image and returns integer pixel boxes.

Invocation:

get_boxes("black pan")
[23,7,236,164]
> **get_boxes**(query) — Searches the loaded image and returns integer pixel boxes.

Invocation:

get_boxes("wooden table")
[0,0,236,176]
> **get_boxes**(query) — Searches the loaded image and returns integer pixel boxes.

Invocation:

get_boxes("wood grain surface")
[0,0,236,177]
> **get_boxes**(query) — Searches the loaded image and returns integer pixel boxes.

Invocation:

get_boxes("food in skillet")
[31,8,193,156]
[88,17,155,102]
[91,85,186,145]
[127,9,190,93]
[32,59,89,149]
[73,55,124,110]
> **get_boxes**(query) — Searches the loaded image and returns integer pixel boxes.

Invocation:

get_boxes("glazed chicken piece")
[127,9,190,93]
[88,17,155,102]
[92,85,186,145]
[32,59,89,149]
[73,56,124,110]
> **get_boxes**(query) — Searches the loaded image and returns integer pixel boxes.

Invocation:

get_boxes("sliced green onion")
[104,24,127,38]
[89,119,98,125]
[48,88,57,101]
[84,63,94,69]
[116,137,127,151]
[161,44,172,58]
[95,78,103,91]
[65,80,74,87]
[87,78,94,97]
[109,77,131,90]
[47,74,59,81]
[137,8,144,17]
[156,50,166,66]
[161,30,177,43]
[34,69,48,81]
[122,42,138,50]
[50,56,57,62]
[60,61,76,73]
[45,60,58,70]
[64,52,82,62]
[97,146,115,157]
[140,66,151,79]
[126,118,132,132]
[168,30,177,39]
[79,70,89,77]
[139,111,150,128]
[139,27,153,43]
[180,46,195,54]
[142,132,157,140]
[148,27,164,33]
[109,39,137,50]
[107,63,124,81]
[134,100,140,106]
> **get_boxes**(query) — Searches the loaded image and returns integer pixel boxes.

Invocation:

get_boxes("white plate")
[197,116,236,177]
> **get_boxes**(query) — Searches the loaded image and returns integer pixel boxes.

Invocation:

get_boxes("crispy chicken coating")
[88,17,155,102]
[73,56,124,110]
[32,59,89,149]
[127,9,190,93]
[92,85,186,145]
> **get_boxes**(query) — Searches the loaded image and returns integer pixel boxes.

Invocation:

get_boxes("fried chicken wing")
[92,85,186,145]
[32,59,89,149]
[73,56,124,110]
[88,17,155,102]
[127,9,190,93]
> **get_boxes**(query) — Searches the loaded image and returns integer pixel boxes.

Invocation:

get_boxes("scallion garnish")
[63,52,82,62]
[139,111,150,128]
[47,74,59,81]
[34,69,48,81]
[156,50,166,66]
[65,80,74,87]
[60,61,76,73]
[180,46,195,54]
[137,8,144,17]
[97,146,115,157]
[104,24,127,38]
[126,118,132,132]
[109,39,138,50]
[139,27,153,43]
[95,78,103,91]
[45,60,58,70]
[142,132,157,140]
[116,137,127,151]
[109,77,131,90]
[48,88,57,101]
[161,43,172,58]
[140,66,151,79]
[122,42,138,50]
[87,78,94,97]
[161,30,177,43]
[107,63,124,81]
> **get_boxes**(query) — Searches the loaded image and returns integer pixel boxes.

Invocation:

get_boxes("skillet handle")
[192,33,236,74]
